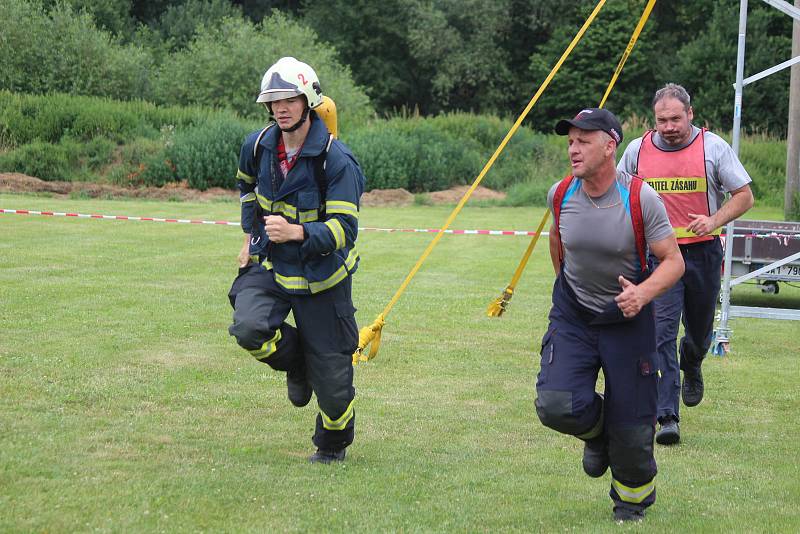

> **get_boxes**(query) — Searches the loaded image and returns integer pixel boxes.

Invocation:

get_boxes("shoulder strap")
[252,123,274,160]
[552,175,575,267]
[629,175,647,272]
[313,134,334,214]
[250,123,274,234]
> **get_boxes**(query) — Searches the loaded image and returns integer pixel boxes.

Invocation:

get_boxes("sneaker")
[287,369,312,407]
[655,416,680,445]
[613,506,645,522]
[582,436,609,478]
[309,448,346,464]
[682,365,704,407]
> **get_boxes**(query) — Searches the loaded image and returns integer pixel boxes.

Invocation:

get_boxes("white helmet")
[256,57,323,109]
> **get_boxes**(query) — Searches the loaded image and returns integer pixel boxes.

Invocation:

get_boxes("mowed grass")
[0,193,798,533]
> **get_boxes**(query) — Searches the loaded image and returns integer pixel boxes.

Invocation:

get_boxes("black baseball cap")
[555,108,623,145]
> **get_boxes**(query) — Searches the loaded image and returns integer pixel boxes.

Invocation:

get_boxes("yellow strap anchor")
[486,0,657,317]
[354,0,610,364]
[486,208,551,317]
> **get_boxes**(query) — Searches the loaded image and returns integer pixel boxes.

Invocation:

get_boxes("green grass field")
[1,193,798,532]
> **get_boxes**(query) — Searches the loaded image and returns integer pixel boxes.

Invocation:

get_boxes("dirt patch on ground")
[360,188,415,206]
[0,173,236,202]
[425,185,506,204]
[0,173,505,206]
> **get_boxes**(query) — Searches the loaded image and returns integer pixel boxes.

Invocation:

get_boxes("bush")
[0,140,76,181]
[154,13,373,133]
[166,118,254,190]
[737,134,788,208]
[0,136,117,182]
[346,113,551,194]
[0,91,251,147]
[0,0,153,101]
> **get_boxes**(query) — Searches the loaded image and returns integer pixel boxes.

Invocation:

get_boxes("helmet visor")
[256,89,302,103]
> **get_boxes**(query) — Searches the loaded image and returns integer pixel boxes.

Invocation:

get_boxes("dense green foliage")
[3,0,791,133]
[0,1,152,100]
[0,92,791,204]
[0,91,260,188]
[349,113,547,193]
[1,0,373,129]
[154,12,372,131]
[0,0,794,206]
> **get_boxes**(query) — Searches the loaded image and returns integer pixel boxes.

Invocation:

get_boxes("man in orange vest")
[618,83,754,446]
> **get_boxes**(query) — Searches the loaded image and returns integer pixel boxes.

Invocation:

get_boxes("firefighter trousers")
[535,274,658,512]
[228,263,358,450]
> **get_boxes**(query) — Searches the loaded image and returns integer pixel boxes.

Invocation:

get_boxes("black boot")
[613,506,645,522]
[682,365,704,407]
[582,435,609,478]
[287,367,312,407]
[309,448,346,464]
[655,415,680,445]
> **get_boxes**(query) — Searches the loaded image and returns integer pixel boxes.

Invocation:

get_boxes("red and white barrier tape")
[4,208,800,241]
[0,208,237,225]
[358,226,542,236]
[0,208,544,236]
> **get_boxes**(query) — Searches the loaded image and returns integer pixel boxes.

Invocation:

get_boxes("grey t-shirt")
[617,126,752,214]
[547,171,673,313]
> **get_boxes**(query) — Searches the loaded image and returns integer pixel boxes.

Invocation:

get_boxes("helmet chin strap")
[279,107,310,133]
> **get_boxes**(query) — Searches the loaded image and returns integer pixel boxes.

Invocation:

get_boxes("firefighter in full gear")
[536,108,684,522]
[227,57,366,464]
[618,83,754,445]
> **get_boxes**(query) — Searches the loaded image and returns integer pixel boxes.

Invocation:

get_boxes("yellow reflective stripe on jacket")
[612,478,655,504]
[249,329,282,360]
[644,176,708,194]
[326,200,359,218]
[325,219,346,250]
[272,201,297,219]
[240,192,256,203]
[343,247,358,270]
[299,209,318,223]
[272,248,359,294]
[309,265,348,293]
[236,169,255,184]
[321,399,355,431]
[255,195,299,219]
[673,226,723,239]
[274,272,309,291]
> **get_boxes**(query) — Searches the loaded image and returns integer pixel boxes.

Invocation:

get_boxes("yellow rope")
[354,0,610,364]
[486,208,550,317]
[486,0,658,318]
[599,0,658,109]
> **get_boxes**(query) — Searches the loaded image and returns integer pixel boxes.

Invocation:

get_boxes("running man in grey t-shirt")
[617,83,754,447]
[535,107,683,523]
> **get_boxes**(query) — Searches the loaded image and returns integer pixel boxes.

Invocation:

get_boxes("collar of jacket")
[258,110,329,159]
[258,112,330,201]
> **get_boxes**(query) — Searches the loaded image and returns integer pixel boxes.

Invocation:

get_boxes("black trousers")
[649,238,723,421]
[228,263,358,450]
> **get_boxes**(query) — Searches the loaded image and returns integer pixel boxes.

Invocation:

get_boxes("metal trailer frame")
[714,0,800,355]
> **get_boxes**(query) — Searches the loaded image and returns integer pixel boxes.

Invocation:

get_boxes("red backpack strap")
[551,175,575,266]
[629,175,647,272]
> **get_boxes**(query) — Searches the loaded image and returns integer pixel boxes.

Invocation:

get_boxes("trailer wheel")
[761,280,780,294]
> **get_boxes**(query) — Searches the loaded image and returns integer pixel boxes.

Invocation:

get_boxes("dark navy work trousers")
[649,238,722,421]
[535,274,658,512]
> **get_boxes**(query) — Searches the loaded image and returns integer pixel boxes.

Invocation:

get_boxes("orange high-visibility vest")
[636,129,718,245]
